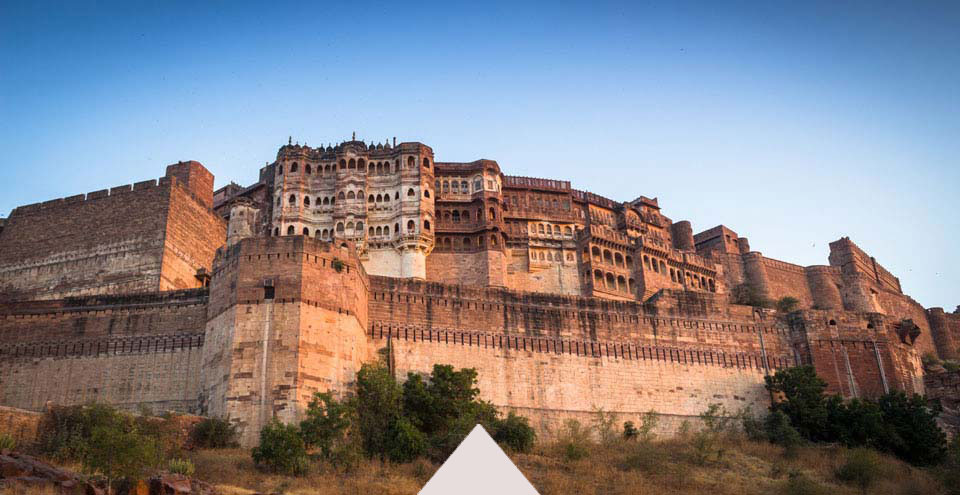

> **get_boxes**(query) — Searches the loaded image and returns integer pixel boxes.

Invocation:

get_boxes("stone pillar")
[805,266,843,311]
[927,308,959,361]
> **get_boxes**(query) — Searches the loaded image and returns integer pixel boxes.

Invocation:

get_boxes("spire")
[288,136,292,145]
[352,131,356,141]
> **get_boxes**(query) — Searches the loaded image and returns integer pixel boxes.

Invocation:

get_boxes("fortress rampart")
[0,136,954,445]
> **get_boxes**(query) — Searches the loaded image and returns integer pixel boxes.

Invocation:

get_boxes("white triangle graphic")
[419,424,540,495]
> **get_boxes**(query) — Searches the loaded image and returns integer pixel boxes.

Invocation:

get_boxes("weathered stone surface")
[0,137,955,447]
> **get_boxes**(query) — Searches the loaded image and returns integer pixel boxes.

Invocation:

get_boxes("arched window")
[422,157,430,169]
[348,159,356,169]
[603,250,613,265]
[289,194,296,205]
[615,253,624,266]
[394,222,400,234]
[452,211,460,223]
[592,246,601,261]
[278,164,283,175]
[652,259,659,273]
[488,207,495,220]
[490,235,498,246]
[323,197,330,205]
[273,227,279,236]
[376,226,382,236]
[463,210,470,221]
[339,159,346,170]
[424,220,431,231]
[407,220,415,232]
[368,194,375,203]
[461,180,468,191]
[474,179,482,191]
[443,181,449,192]
[369,227,375,236]
[336,222,344,233]
[356,222,364,233]
[605,273,616,289]
[304,196,310,206]
[322,229,329,239]
[338,192,346,200]
[315,229,321,238]
[368,163,375,174]
[539,252,546,261]
[407,156,415,169]
[463,237,471,248]
[564,226,572,237]
[701,276,707,288]
[303,227,309,235]
[385,225,391,236]
[347,191,356,200]
[346,222,354,232]
[377,163,383,174]
[424,189,430,198]
[644,255,651,269]
[566,252,573,261]
[407,188,415,197]
[287,225,295,235]
[290,162,298,173]
[670,269,676,282]
[394,191,399,200]
[276,196,280,206]
[376,194,382,202]
[305,164,312,174]
[617,276,627,292]
[709,279,716,292]
[538,224,545,234]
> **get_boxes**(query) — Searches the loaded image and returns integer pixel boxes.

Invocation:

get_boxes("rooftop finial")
[393,137,396,147]
[352,131,356,141]
[288,136,292,145]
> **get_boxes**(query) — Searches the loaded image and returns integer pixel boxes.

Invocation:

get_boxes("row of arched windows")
[436,178,483,195]
[530,249,574,263]
[437,207,497,225]
[273,219,424,239]
[436,234,499,251]
[531,223,573,238]
[502,193,570,212]
[276,156,432,178]
[587,246,632,268]
[587,269,636,294]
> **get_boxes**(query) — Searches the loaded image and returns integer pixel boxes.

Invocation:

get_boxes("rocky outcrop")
[0,450,103,494]
[925,368,960,438]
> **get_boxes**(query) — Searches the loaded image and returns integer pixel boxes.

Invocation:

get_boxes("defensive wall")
[0,162,225,301]
[0,289,208,413]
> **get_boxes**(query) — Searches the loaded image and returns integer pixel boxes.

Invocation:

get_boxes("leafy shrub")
[740,409,765,442]
[556,419,590,461]
[764,411,802,457]
[387,417,428,463]
[191,417,238,449]
[251,420,309,476]
[622,421,638,441]
[765,366,947,465]
[781,472,828,495]
[39,404,127,461]
[0,433,16,450]
[591,408,618,445]
[943,360,960,372]
[492,412,535,453]
[691,404,734,464]
[300,392,351,459]
[82,422,160,490]
[331,258,345,272]
[167,458,195,476]
[776,296,800,313]
[835,448,882,492]
[354,363,402,459]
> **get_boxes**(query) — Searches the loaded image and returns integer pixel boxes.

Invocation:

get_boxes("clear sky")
[1,1,957,308]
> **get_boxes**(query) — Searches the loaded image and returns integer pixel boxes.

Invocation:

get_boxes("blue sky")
[1,1,957,308]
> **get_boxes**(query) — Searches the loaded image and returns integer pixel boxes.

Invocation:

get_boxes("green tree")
[251,420,309,476]
[300,392,352,459]
[876,391,946,466]
[82,423,160,495]
[190,417,238,449]
[776,296,800,313]
[355,363,403,459]
[764,366,831,441]
[492,412,535,453]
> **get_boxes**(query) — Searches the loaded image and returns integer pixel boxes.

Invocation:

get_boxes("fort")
[0,137,957,446]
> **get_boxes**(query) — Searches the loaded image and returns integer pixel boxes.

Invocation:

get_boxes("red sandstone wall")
[160,185,227,291]
[0,290,208,412]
